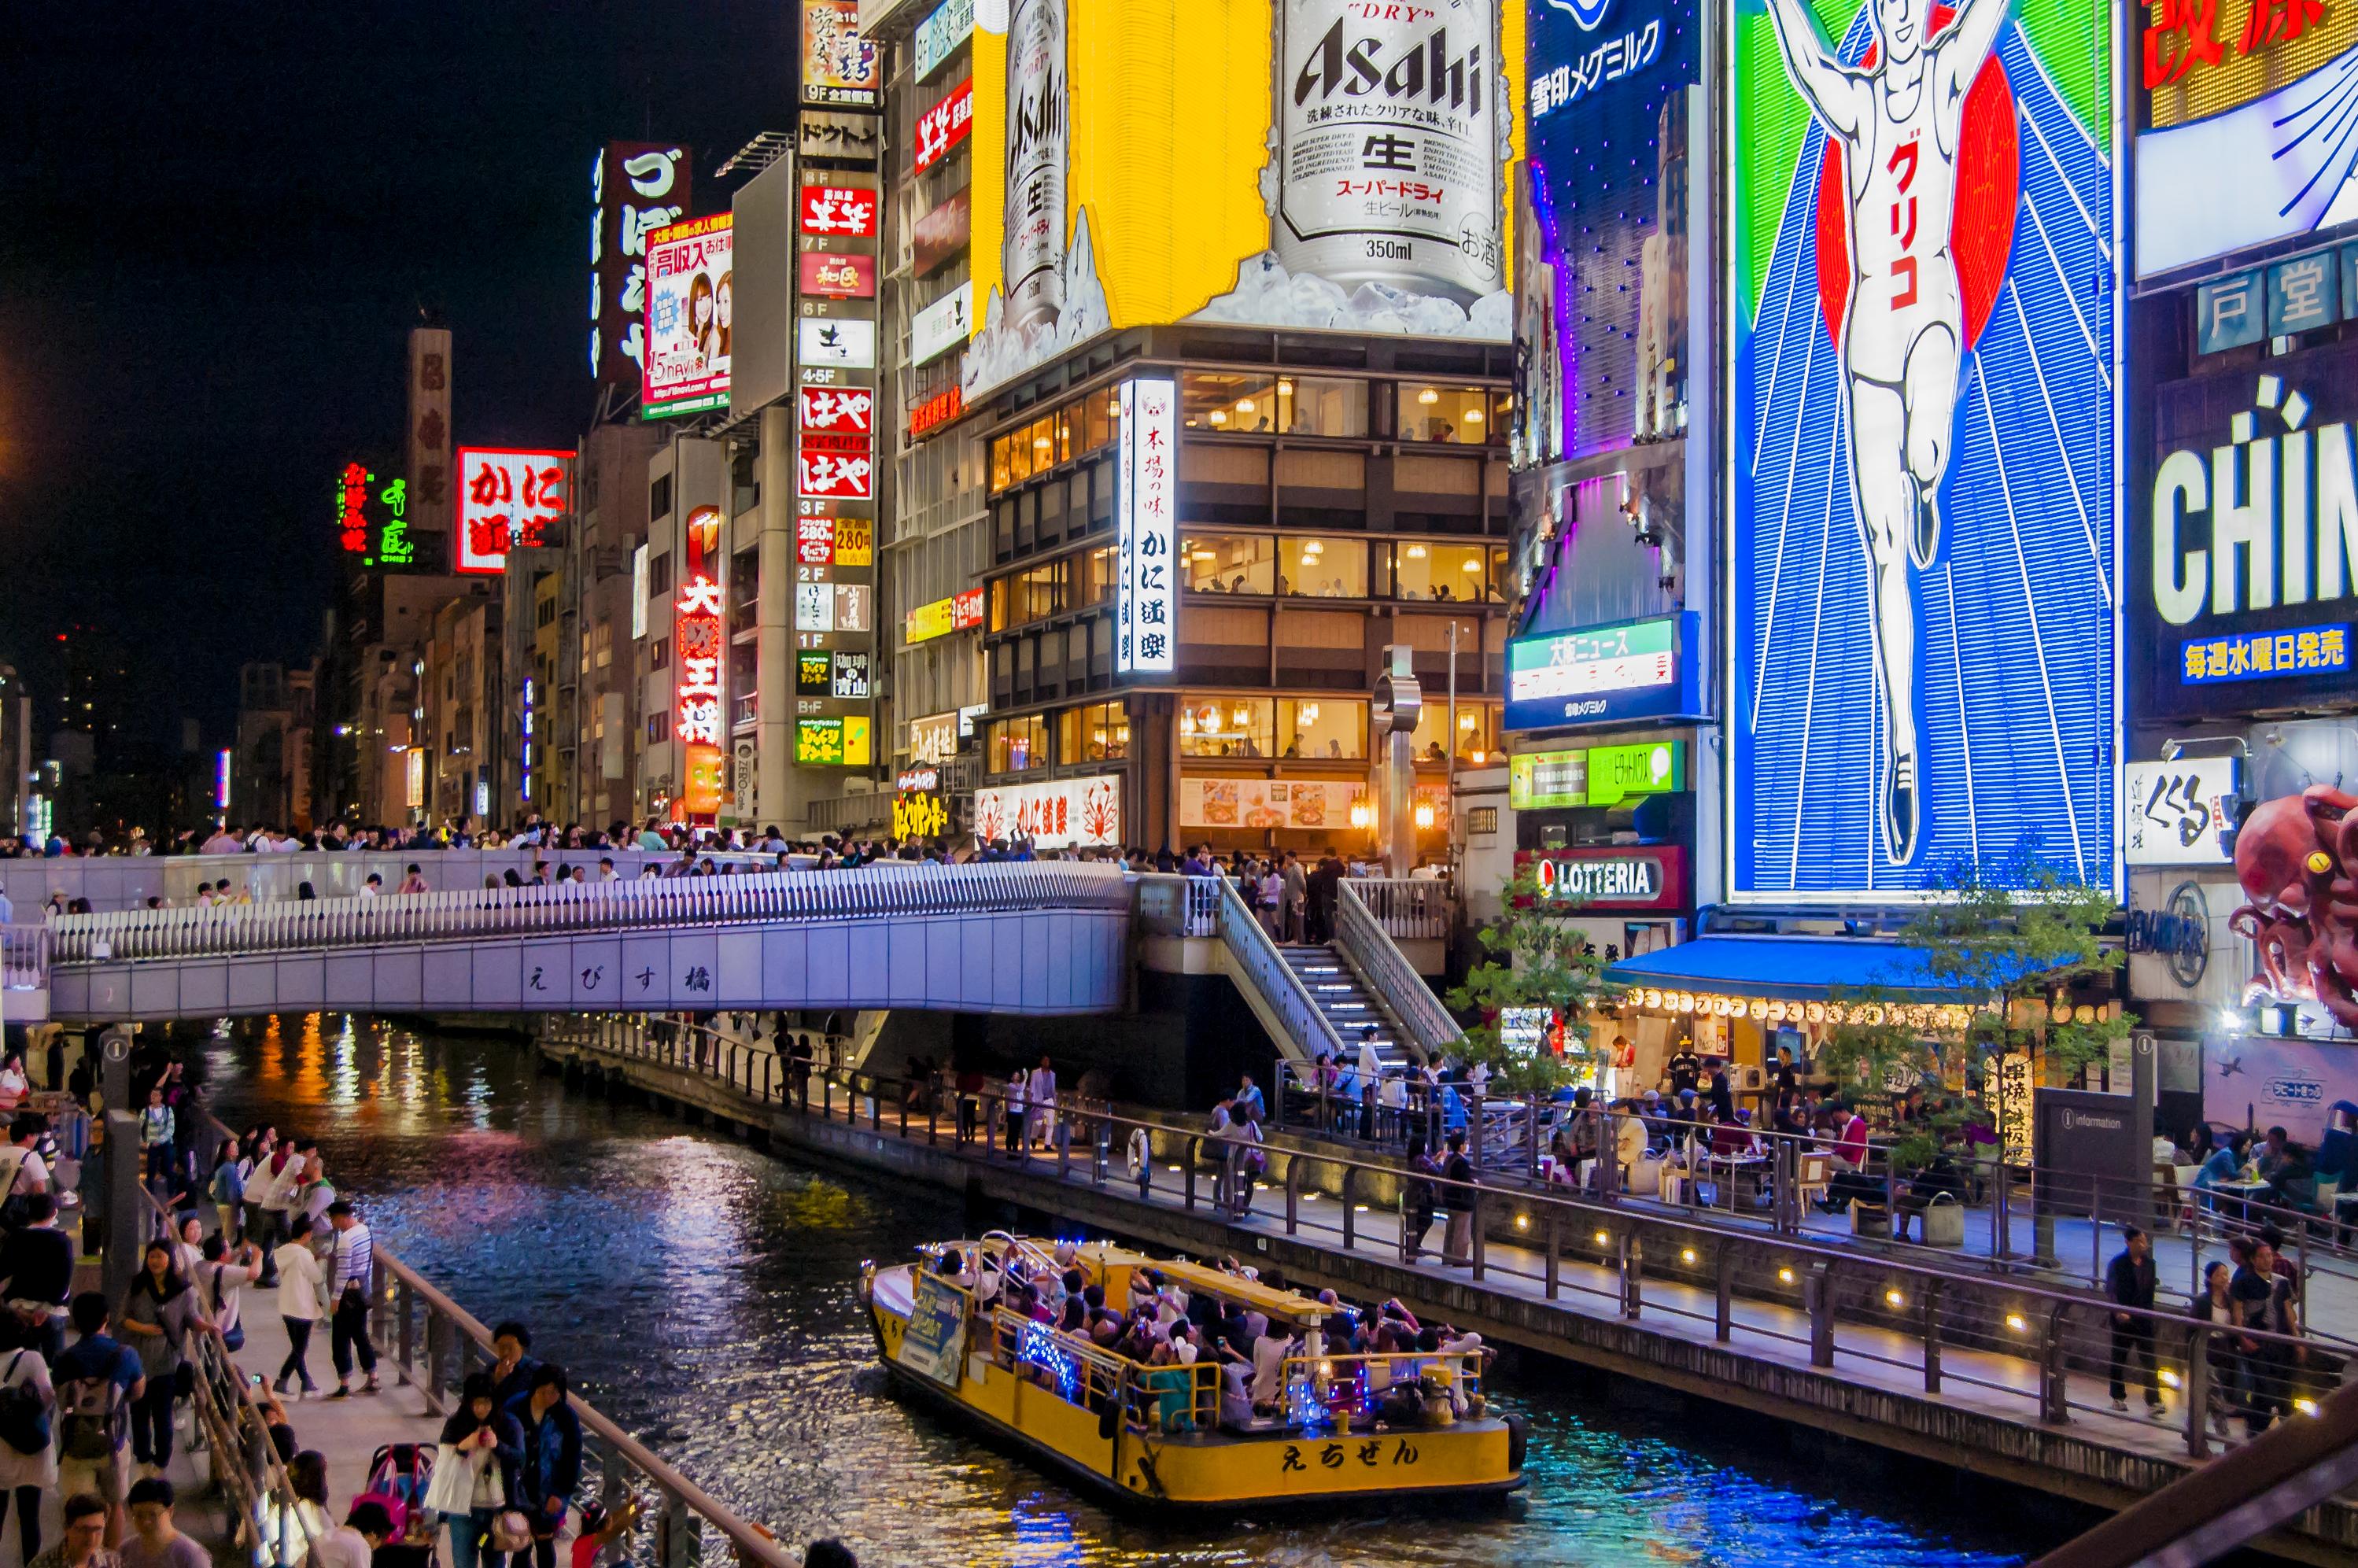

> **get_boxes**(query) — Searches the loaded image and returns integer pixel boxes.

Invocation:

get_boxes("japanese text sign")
[456,448,573,574]
[799,185,879,238]
[914,79,973,173]
[642,213,732,419]
[1115,377,1177,674]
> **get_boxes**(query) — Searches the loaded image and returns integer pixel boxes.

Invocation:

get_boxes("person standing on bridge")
[323,1202,380,1399]
[271,1214,325,1398]
[1028,1057,1057,1150]
[507,1366,581,1568]
[434,1372,525,1568]
[2105,1226,2164,1418]
[116,1242,206,1474]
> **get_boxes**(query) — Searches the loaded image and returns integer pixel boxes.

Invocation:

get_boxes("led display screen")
[1727,0,2118,899]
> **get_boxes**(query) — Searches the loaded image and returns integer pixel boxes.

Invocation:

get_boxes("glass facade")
[1397,383,1505,445]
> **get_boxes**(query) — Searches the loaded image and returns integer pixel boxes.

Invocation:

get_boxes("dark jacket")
[0,1224,74,1306]
[2106,1249,2157,1312]
[437,1406,526,1507]
[490,1356,542,1415]
[506,1393,583,1510]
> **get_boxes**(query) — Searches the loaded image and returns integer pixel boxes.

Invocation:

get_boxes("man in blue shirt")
[53,1292,146,1545]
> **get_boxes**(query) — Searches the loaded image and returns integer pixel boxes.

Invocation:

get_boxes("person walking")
[1440,1132,1476,1267]
[0,1194,76,1362]
[2105,1225,2164,1416]
[507,1366,582,1568]
[1027,1056,1058,1151]
[116,1242,205,1474]
[135,1091,174,1191]
[1229,1107,1265,1219]
[2190,1260,2242,1440]
[53,1293,143,1547]
[120,1478,208,1568]
[0,1336,56,1564]
[272,1214,326,1396]
[31,1491,112,1568]
[323,1202,381,1397]
[435,1372,524,1568]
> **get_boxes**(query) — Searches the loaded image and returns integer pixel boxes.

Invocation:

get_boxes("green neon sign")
[1585,741,1684,806]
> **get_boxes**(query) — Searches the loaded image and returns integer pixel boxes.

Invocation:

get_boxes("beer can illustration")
[1275,0,1504,304]
[1003,0,1068,335]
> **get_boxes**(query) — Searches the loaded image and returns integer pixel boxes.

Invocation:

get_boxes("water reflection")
[202,1019,2035,1568]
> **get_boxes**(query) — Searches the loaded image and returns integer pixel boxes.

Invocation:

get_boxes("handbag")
[421,1444,476,1516]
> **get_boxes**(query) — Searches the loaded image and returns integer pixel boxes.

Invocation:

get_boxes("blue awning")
[1602,935,2031,1002]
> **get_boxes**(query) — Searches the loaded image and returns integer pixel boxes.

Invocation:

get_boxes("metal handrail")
[361,1241,799,1568]
[50,862,1132,965]
[1335,881,1462,1060]
[0,924,48,988]
[132,1172,321,1567]
[555,1025,2352,1467]
[1209,873,1347,1064]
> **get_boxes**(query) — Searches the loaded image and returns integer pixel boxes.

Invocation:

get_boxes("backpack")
[57,1363,125,1462]
[0,1353,48,1457]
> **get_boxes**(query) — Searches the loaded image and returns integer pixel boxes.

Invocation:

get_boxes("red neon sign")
[799,185,879,237]
[914,80,972,173]
[909,384,964,438]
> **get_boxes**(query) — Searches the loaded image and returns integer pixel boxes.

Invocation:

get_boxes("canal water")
[203,1018,2046,1568]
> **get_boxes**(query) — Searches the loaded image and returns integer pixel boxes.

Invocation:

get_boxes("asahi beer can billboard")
[955,0,1522,401]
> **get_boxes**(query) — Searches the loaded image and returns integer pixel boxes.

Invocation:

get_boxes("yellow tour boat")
[858,1232,1526,1511]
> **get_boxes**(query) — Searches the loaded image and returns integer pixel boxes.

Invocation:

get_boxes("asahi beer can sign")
[1002,0,1068,335]
[1276,0,1502,304]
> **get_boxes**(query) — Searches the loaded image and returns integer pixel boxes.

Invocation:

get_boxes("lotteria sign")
[2132,344,2358,718]
[1517,846,1688,912]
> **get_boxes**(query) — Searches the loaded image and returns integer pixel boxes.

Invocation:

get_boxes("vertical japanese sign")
[792,68,881,777]
[334,463,375,557]
[1727,0,2118,900]
[456,448,575,575]
[802,0,880,105]
[1116,377,1177,673]
[406,327,452,554]
[591,143,689,395]
[675,504,726,817]
[643,213,733,419]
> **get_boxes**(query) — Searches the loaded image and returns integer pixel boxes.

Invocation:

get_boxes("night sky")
[1,4,795,751]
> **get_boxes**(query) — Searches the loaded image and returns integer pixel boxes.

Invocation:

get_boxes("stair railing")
[1337,878,1464,1062]
[1211,873,1347,1064]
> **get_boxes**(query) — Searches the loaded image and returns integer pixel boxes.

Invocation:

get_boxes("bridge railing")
[1345,876,1456,939]
[1,924,48,990]
[548,1024,2353,1477]
[49,861,1132,964]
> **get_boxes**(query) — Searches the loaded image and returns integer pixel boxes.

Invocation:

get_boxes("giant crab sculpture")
[2231,784,2358,1027]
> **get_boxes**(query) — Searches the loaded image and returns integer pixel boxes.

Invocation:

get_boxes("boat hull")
[864,1267,1523,1513]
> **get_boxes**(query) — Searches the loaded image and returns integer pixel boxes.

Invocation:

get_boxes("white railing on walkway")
[0,924,48,989]
[1347,876,1456,939]
[0,846,788,915]
[1337,880,1463,1058]
[50,861,1132,965]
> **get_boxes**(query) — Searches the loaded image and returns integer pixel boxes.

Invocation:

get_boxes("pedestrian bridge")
[42,862,1133,1022]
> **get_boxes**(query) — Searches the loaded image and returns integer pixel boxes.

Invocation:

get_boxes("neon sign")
[456,448,573,574]
[674,504,725,817]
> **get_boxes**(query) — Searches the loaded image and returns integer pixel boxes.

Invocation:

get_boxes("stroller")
[354,1443,439,1566]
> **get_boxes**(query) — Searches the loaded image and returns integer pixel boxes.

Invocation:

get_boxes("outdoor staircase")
[1277,944,1418,1070]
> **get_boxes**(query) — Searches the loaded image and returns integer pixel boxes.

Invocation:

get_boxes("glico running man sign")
[1726,0,2119,901]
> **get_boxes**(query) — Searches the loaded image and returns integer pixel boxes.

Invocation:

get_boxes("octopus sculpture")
[2231,784,2358,1027]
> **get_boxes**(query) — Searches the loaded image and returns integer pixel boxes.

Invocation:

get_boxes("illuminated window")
[1398,385,1499,444]
[1386,541,1494,603]
[1057,701,1130,762]
[1275,376,1368,437]
[1278,698,1365,761]
[1181,371,1278,433]
[1278,536,1367,598]
[1079,545,1117,608]
[1179,533,1276,595]
[988,714,1050,773]
[1179,696,1275,758]
[1409,700,1501,764]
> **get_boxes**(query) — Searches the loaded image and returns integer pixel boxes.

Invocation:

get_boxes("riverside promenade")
[539,1017,2358,1566]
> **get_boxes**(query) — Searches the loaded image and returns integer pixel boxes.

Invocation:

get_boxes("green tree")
[1817,856,2131,1168]
[1446,861,1618,1098]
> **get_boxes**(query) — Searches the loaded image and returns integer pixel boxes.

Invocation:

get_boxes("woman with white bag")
[426,1372,524,1568]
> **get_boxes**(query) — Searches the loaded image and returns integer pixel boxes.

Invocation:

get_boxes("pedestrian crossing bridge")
[40,861,1134,1022]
